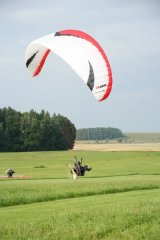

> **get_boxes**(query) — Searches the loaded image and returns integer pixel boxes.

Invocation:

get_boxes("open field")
[0,150,160,239]
[125,132,160,143]
[74,142,160,151]
[76,132,160,144]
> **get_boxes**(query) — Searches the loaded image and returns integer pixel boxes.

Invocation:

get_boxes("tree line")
[76,127,125,141]
[0,107,76,152]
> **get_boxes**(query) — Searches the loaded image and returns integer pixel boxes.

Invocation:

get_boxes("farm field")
[74,142,160,151]
[125,132,160,143]
[75,132,160,146]
[0,150,160,239]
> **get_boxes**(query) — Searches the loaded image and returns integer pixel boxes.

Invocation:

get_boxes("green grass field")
[0,151,160,239]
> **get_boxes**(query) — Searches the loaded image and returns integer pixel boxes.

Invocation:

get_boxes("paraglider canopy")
[25,29,112,102]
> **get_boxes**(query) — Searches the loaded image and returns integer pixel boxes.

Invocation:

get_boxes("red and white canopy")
[25,29,112,102]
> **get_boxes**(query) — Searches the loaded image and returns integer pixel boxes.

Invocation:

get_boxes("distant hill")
[124,132,160,143]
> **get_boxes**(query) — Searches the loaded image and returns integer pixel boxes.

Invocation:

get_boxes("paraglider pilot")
[73,156,92,176]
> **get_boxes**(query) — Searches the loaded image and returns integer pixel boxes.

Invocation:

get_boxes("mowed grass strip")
[0,175,160,207]
[0,189,160,240]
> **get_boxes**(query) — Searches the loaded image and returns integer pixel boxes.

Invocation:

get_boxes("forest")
[0,107,76,151]
[76,127,125,141]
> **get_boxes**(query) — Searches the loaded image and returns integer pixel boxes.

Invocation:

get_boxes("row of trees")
[0,107,76,152]
[76,127,125,141]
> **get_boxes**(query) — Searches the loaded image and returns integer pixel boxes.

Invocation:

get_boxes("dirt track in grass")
[0,176,32,179]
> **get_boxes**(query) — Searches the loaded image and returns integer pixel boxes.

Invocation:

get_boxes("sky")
[0,0,160,132]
